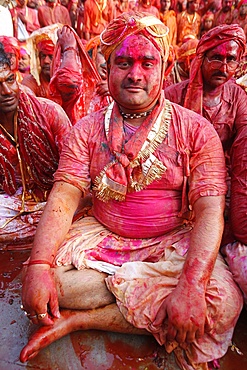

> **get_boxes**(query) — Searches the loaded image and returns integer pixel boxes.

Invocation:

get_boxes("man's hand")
[96,81,110,97]
[57,26,77,51]
[153,282,208,345]
[18,13,27,25]
[21,265,60,326]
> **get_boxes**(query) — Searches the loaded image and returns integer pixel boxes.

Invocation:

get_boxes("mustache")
[212,71,228,78]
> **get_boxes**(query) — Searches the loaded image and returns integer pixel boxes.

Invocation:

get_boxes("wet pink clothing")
[52,100,244,367]
[221,125,247,306]
[230,125,247,243]
[0,89,71,247]
[54,99,227,238]
[38,3,71,27]
[10,6,40,37]
[164,80,247,154]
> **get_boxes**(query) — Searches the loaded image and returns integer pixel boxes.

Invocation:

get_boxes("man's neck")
[203,85,223,107]
[40,71,51,83]
[187,9,195,15]
[0,111,16,137]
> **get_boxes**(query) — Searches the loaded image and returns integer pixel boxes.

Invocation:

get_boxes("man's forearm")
[179,195,225,291]
[29,181,82,264]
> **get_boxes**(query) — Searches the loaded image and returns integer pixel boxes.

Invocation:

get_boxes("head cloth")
[0,36,20,62]
[184,24,246,115]
[100,11,170,64]
[35,36,55,54]
[26,23,63,85]
[176,38,199,61]
[238,0,247,9]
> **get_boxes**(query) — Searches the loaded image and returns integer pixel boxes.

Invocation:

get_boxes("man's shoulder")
[72,107,107,133]
[164,80,189,104]
[224,79,247,99]
[21,74,38,91]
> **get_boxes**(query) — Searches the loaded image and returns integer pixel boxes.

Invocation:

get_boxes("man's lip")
[1,97,15,104]
[124,86,144,92]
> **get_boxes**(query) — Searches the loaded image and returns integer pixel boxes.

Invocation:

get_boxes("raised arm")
[21,181,82,325]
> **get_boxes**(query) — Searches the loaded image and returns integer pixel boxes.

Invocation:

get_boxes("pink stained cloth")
[222,241,247,306]
[49,26,101,125]
[54,215,243,367]
[220,125,247,306]
[230,124,247,244]
[38,3,71,27]
[164,80,247,154]
[106,250,243,365]
[54,95,227,239]
[0,89,71,247]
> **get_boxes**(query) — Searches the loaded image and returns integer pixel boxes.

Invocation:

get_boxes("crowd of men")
[0,1,247,370]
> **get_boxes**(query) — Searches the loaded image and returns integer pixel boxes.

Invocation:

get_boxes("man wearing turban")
[21,24,62,101]
[232,0,247,30]
[0,44,71,248]
[214,0,235,26]
[20,12,242,370]
[165,23,247,311]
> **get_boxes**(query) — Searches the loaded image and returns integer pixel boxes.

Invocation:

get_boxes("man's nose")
[44,55,52,63]
[1,82,12,95]
[127,64,142,81]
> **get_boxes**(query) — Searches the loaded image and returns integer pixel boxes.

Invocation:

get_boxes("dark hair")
[0,43,11,68]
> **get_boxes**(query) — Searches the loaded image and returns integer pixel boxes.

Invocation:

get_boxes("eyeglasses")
[206,57,239,71]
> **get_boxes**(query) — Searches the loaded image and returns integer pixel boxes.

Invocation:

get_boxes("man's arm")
[154,195,225,344]
[21,181,82,325]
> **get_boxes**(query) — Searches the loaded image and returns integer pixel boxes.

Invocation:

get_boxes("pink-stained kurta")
[10,6,40,38]
[164,80,247,155]
[38,3,71,27]
[54,100,227,238]
[51,99,243,366]
[0,88,72,248]
[221,124,247,307]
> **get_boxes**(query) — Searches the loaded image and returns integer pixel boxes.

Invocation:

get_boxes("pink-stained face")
[39,52,53,78]
[0,64,19,114]
[202,40,241,89]
[108,34,163,112]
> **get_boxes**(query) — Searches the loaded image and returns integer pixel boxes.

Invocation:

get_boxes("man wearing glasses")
[165,23,247,304]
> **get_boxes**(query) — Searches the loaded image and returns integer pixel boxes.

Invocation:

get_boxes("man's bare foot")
[20,310,77,363]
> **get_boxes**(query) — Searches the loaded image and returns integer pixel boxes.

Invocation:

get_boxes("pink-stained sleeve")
[54,109,108,195]
[171,104,227,208]
[230,125,247,244]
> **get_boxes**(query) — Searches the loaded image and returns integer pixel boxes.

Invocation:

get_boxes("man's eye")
[143,62,154,68]
[118,62,129,68]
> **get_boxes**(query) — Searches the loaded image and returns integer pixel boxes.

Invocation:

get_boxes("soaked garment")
[49,26,103,124]
[164,80,247,154]
[54,96,227,238]
[0,89,71,247]
[38,3,71,27]
[221,125,247,306]
[51,98,242,367]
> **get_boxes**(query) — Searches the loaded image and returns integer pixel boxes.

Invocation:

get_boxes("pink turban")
[0,36,20,61]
